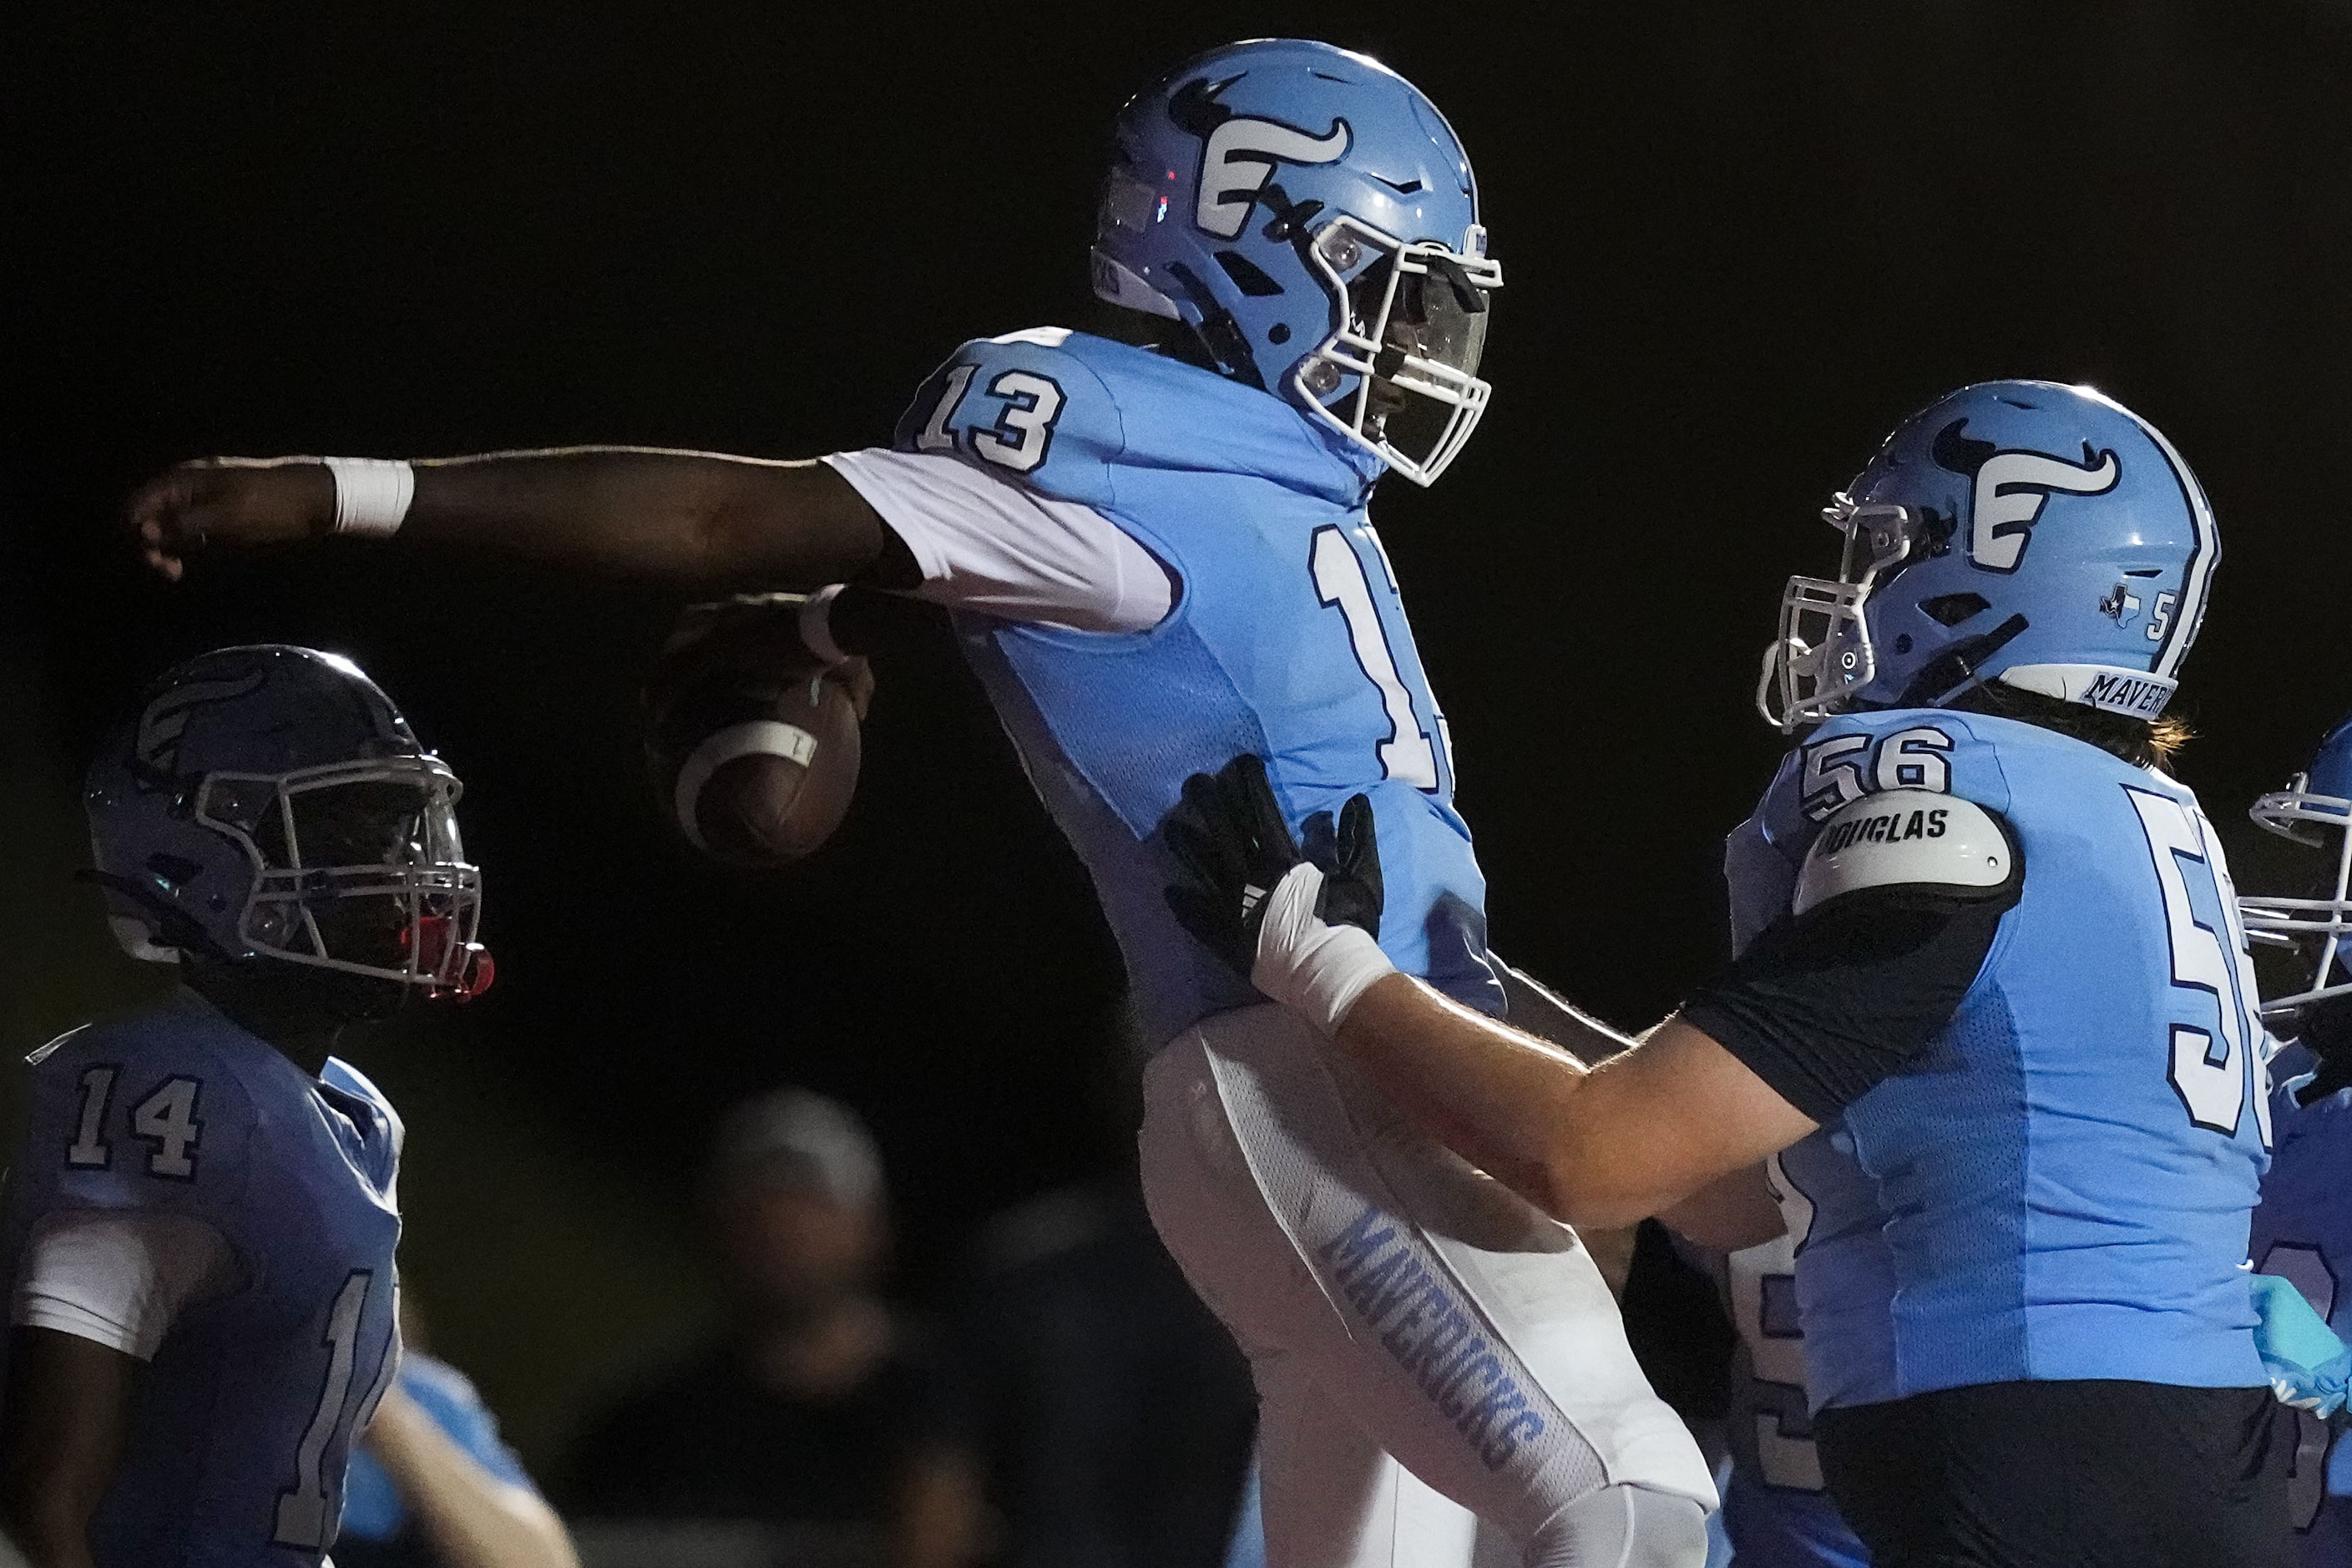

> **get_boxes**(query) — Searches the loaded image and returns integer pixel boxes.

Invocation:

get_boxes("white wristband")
[799,584,850,666]
[324,458,415,538]
[1251,862,1399,1034]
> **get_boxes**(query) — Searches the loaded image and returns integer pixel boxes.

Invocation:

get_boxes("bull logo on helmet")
[1932,418,2122,574]
[1168,75,1350,240]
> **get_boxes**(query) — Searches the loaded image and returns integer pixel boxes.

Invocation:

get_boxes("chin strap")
[76,868,228,961]
[1895,614,2031,708]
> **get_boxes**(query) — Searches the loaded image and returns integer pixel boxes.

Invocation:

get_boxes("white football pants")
[1141,1004,1717,1568]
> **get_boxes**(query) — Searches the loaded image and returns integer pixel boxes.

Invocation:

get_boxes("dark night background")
[8,1,2352,1467]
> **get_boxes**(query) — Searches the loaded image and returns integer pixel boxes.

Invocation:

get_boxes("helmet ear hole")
[1922,592,1992,626]
[144,852,202,890]
[1213,251,1284,297]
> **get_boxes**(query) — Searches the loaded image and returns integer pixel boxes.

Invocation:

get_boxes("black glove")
[1161,753,1383,978]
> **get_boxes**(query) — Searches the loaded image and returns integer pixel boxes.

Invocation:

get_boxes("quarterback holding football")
[129,39,1715,1568]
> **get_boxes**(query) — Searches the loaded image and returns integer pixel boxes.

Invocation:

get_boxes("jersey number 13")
[1311,525,1449,793]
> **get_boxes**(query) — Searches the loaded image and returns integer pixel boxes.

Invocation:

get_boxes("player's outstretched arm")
[129,448,898,594]
[0,1328,137,1568]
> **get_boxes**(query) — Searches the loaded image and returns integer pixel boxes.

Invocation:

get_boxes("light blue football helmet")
[1758,380,2220,733]
[1090,38,1500,486]
[84,645,490,996]
[2243,714,2352,1017]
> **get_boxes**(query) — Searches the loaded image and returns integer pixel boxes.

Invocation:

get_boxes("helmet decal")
[2135,411,2219,685]
[1093,39,1500,485]
[134,668,266,781]
[87,645,489,997]
[2097,582,2146,629]
[1929,417,2122,573]
[1167,75,1353,240]
[1757,381,2218,731]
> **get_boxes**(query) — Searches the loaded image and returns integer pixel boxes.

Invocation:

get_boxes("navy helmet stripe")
[2127,403,2219,683]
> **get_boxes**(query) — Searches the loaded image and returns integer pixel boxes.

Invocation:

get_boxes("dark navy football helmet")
[1090,38,1500,485]
[1759,381,2219,733]
[84,645,489,997]
[2244,712,2352,1018]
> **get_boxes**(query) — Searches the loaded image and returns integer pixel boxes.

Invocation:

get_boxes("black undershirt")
[1680,879,2020,1124]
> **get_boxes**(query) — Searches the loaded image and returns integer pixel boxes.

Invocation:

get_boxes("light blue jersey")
[1713,1233,1869,1567]
[1727,708,2271,1409]
[893,327,1499,1045]
[341,1352,534,1543]
[2252,1041,2352,1559]
[3,989,403,1567]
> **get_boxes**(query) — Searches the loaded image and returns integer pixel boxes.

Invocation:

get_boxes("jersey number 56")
[2127,786,2271,1146]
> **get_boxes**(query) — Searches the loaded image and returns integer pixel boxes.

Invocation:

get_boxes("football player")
[2238,715,2352,1560]
[0,645,490,1567]
[1162,381,2299,1565]
[124,38,1715,1568]
[1698,1229,1865,1568]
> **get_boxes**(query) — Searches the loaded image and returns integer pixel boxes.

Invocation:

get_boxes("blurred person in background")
[949,1180,1255,1568]
[562,1089,974,1565]
[941,1018,1256,1568]
[334,1295,578,1568]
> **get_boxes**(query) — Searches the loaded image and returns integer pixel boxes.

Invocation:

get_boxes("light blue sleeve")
[401,1354,536,1491]
[26,1028,259,1227]
[336,1353,539,1543]
[1221,1453,1266,1568]
[889,329,1126,508]
[1735,712,2013,946]
[1723,812,1796,960]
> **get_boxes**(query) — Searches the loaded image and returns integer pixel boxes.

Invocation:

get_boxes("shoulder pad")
[891,330,1123,508]
[1793,789,2021,918]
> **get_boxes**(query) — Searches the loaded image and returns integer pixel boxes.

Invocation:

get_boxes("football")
[643,596,868,868]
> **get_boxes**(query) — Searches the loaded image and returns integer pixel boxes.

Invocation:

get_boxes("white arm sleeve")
[822,448,1174,633]
[13,1209,240,1361]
